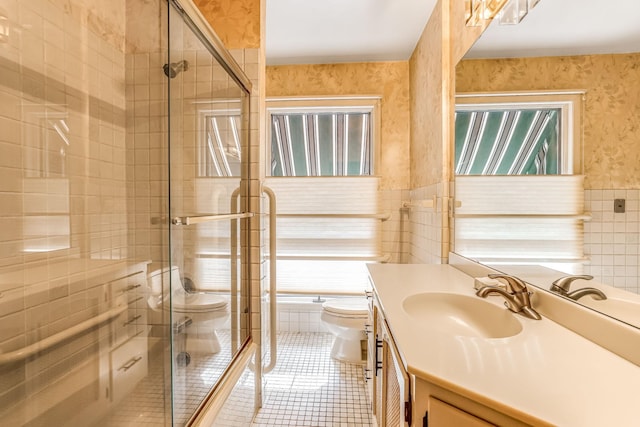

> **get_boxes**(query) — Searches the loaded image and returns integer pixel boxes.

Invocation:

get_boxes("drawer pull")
[125,284,142,292]
[123,315,142,326]
[119,356,142,372]
[363,367,372,381]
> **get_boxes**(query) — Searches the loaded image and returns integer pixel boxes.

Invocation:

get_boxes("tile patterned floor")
[99,332,374,426]
[252,333,375,427]
[100,330,233,427]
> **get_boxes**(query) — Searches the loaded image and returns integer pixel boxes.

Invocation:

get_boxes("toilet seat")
[322,298,369,319]
[172,293,228,313]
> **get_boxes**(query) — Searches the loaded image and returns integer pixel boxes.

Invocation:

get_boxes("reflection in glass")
[0,0,251,425]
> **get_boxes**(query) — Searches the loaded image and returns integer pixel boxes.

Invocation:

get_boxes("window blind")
[265,176,381,294]
[454,175,586,272]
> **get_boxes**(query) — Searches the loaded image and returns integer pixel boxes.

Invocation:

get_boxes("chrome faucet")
[550,275,607,301]
[476,274,542,320]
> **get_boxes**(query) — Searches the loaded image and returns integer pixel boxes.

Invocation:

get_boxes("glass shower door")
[167,3,252,425]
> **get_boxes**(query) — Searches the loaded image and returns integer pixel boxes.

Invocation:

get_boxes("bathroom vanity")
[366,264,640,426]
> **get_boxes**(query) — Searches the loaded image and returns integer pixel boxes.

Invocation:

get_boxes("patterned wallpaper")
[409,2,444,189]
[456,53,640,189]
[194,0,260,49]
[266,62,411,190]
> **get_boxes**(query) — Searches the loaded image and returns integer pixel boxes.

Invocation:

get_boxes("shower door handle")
[172,212,253,226]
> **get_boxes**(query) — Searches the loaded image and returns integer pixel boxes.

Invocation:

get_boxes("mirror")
[453,0,640,328]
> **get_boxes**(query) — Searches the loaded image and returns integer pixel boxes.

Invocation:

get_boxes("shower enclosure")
[0,0,253,425]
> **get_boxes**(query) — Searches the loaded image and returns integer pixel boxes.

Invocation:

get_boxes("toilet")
[147,266,229,354]
[321,298,369,364]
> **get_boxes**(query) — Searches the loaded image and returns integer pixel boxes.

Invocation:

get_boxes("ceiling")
[265,0,438,65]
[467,0,640,59]
[266,0,640,65]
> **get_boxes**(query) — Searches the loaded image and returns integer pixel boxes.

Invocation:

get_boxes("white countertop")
[367,263,640,427]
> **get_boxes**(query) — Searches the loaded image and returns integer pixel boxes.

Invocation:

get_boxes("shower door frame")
[167,0,256,424]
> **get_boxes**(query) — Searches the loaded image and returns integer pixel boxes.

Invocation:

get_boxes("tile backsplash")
[584,189,640,294]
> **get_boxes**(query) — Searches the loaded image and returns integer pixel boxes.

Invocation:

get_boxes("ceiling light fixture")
[498,0,541,25]
[465,0,541,27]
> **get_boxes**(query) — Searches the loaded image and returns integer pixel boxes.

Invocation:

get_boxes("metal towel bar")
[171,212,254,226]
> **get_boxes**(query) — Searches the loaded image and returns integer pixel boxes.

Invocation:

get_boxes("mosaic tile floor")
[252,333,375,427]
[98,332,374,426]
[99,330,233,427]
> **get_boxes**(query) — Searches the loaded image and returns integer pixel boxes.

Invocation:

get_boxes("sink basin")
[402,293,523,338]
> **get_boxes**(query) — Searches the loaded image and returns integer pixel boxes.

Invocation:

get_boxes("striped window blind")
[266,100,381,294]
[265,177,381,295]
[454,175,586,273]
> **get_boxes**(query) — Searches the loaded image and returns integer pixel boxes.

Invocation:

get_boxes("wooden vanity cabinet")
[413,377,534,427]
[367,291,535,427]
[367,292,411,427]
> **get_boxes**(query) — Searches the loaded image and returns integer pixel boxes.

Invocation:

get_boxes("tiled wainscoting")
[277,297,327,333]
[584,189,640,294]
[252,333,374,427]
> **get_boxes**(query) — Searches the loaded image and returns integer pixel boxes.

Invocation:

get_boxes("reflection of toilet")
[147,267,229,354]
[321,298,369,364]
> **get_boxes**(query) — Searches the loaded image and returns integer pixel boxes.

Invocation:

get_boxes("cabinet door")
[429,398,496,427]
[381,320,411,427]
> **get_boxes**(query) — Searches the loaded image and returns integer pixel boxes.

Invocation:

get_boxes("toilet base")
[330,336,366,364]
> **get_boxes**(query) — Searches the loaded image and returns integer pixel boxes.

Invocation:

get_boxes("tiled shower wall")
[584,189,640,294]
[0,0,131,422]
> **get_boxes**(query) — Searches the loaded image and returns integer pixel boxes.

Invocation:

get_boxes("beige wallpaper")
[195,0,260,49]
[456,53,640,189]
[266,62,411,190]
[409,0,484,189]
[409,2,444,189]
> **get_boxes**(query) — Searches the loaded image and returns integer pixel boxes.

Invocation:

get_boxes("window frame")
[455,91,584,175]
[265,96,381,177]
[196,100,242,178]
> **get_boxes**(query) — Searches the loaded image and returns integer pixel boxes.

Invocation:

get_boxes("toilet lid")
[322,298,369,317]
[172,294,228,312]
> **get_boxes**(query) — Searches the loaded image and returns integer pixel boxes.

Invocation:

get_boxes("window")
[455,91,583,175]
[266,97,382,294]
[455,108,560,175]
[271,112,371,176]
[454,92,586,273]
[197,104,242,177]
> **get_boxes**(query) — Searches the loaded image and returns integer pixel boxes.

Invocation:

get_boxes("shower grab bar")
[275,254,391,262]
[172,212,254,226]
[0,304,127,365]
[276,213,390,221]
[401,196,436,210]
[454,213,591,220]
[263,186,278,374]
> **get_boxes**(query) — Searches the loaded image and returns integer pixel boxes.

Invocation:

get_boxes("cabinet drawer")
[110,336,148,403]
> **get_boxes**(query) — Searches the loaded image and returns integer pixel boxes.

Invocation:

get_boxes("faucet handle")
[487,273,528,293]
[550,275,593,294]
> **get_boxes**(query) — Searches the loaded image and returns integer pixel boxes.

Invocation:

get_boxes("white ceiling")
[266,0,640,65]
[265,0,438,65]
[466,0,640,59]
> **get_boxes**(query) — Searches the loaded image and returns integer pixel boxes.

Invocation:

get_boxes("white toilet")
[321,298,369,364]
[147,266,229,354]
